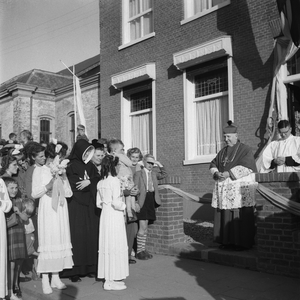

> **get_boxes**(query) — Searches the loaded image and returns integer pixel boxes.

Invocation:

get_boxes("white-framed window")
[182,0,230,24]
[122,80,155,155]
[120,0,154,49]
[38,116,54,143]
[184,57,233,164]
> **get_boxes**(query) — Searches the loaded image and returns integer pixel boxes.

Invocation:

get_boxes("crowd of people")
[2,118,295,299]
[0,125,167,299]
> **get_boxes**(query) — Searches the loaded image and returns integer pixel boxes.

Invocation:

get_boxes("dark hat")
[91,139,104,150]
[223,120,238,134]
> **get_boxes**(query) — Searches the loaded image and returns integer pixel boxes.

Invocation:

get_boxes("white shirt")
[261,134,300,173]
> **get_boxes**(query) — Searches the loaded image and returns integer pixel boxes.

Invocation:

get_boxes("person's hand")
[134,202,141,213]
[222,171,230,179]
[130,186,139,196]
[155,160,163,167]
[46,178,55,191]
[274,157,285,166]
[76,179,91,190]
[213,172,223,181]
[13,206,20,214]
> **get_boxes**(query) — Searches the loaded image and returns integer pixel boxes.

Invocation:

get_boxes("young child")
[108,139,137,222]
[133,154,168,260]
[7,133,18,145]
[22,198,39,280]
[0,178,12,300]
[3,177,28,300]
[97,155,128,290]
[75,124,89,142]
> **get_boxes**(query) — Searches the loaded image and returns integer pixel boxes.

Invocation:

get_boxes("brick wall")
[100,0,278,198]
[256,172,300,277]
[146,188,185,254]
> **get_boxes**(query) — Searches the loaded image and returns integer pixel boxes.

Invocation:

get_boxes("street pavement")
[20,254,299,300]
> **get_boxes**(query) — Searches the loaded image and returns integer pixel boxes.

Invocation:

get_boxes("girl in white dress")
[31,142,73,294]
[97,155,129,291]
[0,178,12,300]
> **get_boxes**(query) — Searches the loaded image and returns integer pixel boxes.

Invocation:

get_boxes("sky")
[0,0,100,83]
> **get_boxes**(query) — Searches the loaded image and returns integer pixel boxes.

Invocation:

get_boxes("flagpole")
[73,65,77,132]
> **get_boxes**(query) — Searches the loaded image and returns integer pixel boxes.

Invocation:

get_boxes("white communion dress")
[97,175,129,281]
[32,165,74,273]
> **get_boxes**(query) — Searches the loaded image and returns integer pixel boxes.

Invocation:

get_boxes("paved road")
[21,254,299,300]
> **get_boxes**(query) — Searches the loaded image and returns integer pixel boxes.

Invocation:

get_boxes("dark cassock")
[209,121,257,250]
[61,139,100,281]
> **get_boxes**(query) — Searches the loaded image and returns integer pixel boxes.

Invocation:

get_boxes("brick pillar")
[256,172,300,278]
[146,188,185,254]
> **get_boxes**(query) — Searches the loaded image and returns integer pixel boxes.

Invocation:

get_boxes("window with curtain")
[130,90,153,155]
[184,0,230,20]
[40,118,51,143]
[123,0,153,44]
[193,66,229,156]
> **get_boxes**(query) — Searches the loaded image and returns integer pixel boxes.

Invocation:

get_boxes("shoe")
[114,280,126,286]
[144,250,153,259]
[136,251,149,260]
[70,276,82,282]
[13,285,22,297]
[86,273,95,278]
[129,258,136,264]
[42,282,52,295]
[127,210,137,223]
[219,244,234,250]
[233,245,247,251]
[51,278,67,290]
[103,281,127,291]
[9,293,21,300]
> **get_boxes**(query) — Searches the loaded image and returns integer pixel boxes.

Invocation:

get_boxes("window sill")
[183,154,215,165]
[181,1,230,25]
[119,32,155,50]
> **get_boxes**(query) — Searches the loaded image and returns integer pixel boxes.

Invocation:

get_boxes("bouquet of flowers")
[49,155,69,178]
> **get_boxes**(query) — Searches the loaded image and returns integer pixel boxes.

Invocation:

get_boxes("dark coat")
[64,140,100,276]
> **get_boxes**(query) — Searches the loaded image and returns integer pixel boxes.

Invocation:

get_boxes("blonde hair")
[22,198,35,216]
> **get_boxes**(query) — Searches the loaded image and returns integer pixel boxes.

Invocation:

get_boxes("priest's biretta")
[223,120,238,134]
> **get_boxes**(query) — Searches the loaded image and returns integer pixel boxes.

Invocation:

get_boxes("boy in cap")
[133,154,167,260]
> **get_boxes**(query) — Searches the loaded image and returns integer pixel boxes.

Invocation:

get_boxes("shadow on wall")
[217,0,275,154]
[183,193,214,221]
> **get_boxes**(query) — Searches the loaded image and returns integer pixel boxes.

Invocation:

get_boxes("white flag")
[75,77,88,136]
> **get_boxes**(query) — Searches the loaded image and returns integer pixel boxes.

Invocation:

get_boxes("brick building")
[0,55,100,149]
[99,0,299,198]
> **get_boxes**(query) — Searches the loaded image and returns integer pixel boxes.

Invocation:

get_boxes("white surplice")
[261,135,300,173]
[0,179,12,298]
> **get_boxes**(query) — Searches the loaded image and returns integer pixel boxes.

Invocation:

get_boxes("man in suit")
[133,154,167,260]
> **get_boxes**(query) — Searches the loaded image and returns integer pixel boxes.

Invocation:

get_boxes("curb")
[168,242,258,271]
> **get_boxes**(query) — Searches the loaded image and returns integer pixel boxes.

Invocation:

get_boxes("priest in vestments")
[260,120,300,173]
[209,121,257,251]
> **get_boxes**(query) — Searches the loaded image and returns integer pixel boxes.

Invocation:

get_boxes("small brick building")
[0,55,100,149]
